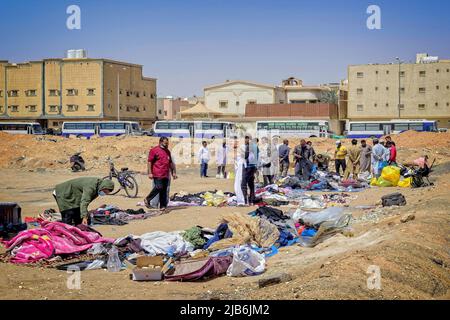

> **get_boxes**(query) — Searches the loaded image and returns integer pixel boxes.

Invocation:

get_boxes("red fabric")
[389,146,397,162]
[148,146,173,178]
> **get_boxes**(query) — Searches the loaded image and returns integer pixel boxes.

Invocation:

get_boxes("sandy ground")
[0,133,449,300]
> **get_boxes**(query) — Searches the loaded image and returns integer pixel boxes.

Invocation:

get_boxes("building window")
[27,105,37,112]
[158,110,162,115]
[374,103,378,107]
[436,86,440,90]
[87,104,95,111]
[386,103,389,107]
[375,87,378,91]
[419,88,426,93]
[67,89,78,96]
[447,69,450,73]
[279,100,285,104]
[126,91,131,97]
[418,104,426,110]
[135,92,140,98]
[8,90,19,97]
[26,90,37,97]
[400,71,405,77]
[150,94,155,99]
[87,88,95,96]
[143,91,147,97]
[108,104,112,109]
[219,101,228,108]
[399,104,405,110]
[126,106,130,112]
[375,71,378,75]
[247,100,257,105]
[386,87,389,91]
[436,69,440,73]
[357,72,364,78]
[357,88,363,95]
[0,90,3,97]
[67,104,78,112]
[435,102,439,107]
[419,71,426,77]
[49,89,59,96]
[447,102,450,107]
[49,105,58,112]
[0,106,3,113]
[52,121,59,127]
[400,88,405,94]
[236,101,240,106]
[357,104,363,111]
[447,85,450,90]
[10,105,19,112]
[386,70,389,74]
[119,89,123,95]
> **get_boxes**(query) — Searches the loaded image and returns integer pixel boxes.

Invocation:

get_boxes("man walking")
[293,139,313,180]
[334,140,347,176]
[198,141,210,178]
[343,139,361,180]
[216,140,228,179]
[278,139,290,177]
[145,137,177,210]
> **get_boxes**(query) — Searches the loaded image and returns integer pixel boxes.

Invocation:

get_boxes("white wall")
[204,82,275,115]
[286,90,322,103]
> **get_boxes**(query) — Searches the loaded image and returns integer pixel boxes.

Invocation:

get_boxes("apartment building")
[348,53,450,128]
[0,52,157,129]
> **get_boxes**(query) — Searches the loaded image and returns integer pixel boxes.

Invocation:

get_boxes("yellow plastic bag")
[398,177,412,188]
[377,177,393,187]
[381,166,401,186]
[370,177,378,186]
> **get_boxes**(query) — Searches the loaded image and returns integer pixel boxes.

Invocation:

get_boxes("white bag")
[227,246,266,277]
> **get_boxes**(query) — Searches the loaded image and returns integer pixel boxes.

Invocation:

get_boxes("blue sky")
[1,0,449,96]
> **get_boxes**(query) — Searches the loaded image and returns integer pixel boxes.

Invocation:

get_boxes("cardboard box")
[130,256,172,281]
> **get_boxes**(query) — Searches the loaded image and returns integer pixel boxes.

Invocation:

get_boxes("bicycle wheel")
[123,175,139,198]
[102,176,122,195]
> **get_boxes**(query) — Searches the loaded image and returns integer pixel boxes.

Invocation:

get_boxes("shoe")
[144,198,152,209]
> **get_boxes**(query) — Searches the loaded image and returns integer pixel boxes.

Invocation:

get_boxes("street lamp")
[396,57,402,118]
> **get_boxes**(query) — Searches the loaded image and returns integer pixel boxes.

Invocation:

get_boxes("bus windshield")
[32,124,43,134]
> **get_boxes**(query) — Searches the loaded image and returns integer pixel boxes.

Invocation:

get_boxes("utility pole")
[396,57,401,118]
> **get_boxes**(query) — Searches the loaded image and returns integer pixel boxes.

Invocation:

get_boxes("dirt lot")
[0,132,449,300]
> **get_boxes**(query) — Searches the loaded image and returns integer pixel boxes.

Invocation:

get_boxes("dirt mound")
[386,131,450,148]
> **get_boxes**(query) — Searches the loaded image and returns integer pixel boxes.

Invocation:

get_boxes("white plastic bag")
[227,246,266,277]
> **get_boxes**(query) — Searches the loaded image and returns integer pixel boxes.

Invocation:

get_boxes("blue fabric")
[301,228,317,237]
[200,161,208,177]
[277,230,295,247]
[203,223,233,249]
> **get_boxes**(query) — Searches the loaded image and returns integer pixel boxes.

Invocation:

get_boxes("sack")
[381,166,401,186]
[378,161,388,172]
[376,177,393,187]
[398,178,412,188]
[381,193,406,207]
[164,256,232,281]
[370,177,378,186]
[226,246,266,277]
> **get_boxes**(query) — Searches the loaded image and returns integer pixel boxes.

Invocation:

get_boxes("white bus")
[153,121,235,139]
[345,120,438,138]
[256,120,330,138]
[0,122,44,135]
[62,121,141,138]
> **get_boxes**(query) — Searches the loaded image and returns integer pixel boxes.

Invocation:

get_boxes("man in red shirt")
[386,141,397,165]
[144,137,177,210]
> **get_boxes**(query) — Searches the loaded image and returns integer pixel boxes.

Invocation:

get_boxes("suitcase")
[381,193,406,207]
[0,203,22,225]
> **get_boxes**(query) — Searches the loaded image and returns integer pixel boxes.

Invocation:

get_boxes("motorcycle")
[70,152,86,172]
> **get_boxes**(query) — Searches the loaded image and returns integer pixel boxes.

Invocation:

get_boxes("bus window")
[409,123,423,131]
[32,124,43,134]
[168,122,181,129]
[155,122,169,129]
[394,123,409,131]
[131,123,140,131]
[365,123,381,131]
[350,123,366,131]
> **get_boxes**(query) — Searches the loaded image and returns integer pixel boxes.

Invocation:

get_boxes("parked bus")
[256,120,330,138]
[0,122,44,135]
[345,120,438,138]
[61,121,141,138]
[153,121,235,139]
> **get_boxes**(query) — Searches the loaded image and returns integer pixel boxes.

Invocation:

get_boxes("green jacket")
[54,177,115,218]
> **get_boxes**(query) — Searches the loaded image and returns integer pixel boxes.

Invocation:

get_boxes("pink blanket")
[3,221,114,264]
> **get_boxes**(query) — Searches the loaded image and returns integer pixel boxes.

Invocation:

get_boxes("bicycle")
[102,158,139,198]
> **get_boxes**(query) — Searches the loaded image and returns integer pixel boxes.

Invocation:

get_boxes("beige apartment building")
[0,53,157,129]
[348,54,450,128]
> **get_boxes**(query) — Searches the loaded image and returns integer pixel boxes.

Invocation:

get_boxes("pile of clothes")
[89,205,157,226]
[169,190,236,207]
